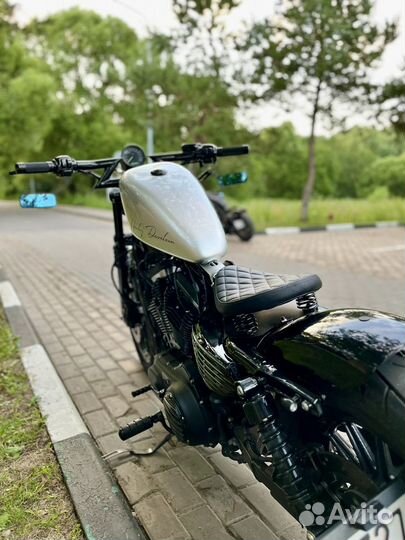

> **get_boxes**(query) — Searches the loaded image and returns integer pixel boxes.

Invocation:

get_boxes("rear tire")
[328,355,405,460]
[243,356,405,536]
[233,212,255,241]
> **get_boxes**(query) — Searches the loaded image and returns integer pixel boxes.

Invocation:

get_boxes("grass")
[232,197,405,231]
[60,192,405,231]
[0,309,83,540]
[61,192,111,210]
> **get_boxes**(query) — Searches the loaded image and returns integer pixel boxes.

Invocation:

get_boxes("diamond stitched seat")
[214,265,322,316]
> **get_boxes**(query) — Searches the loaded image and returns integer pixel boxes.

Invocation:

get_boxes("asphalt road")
[0,201,404,315]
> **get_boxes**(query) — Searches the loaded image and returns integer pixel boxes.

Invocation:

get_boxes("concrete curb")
[265,221,405,235]
[0,270,147,540]
[57,204,405,235]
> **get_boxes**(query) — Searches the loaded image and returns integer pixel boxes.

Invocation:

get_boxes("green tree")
[247,123,307,199]
[169,0,242,148]
[379,64,405,134]
[320,127,405,198]
[360,153,405,197]
[0,0,57,195]
[27,8,241,164]
[239,0,397,220]
[172,0,240,77]
[26,9,142,158]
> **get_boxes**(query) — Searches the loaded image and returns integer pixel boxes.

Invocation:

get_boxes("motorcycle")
[205,171,255,241]
[12,143,405,539]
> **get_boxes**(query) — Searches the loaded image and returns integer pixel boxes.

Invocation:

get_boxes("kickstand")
[102,433,172,467]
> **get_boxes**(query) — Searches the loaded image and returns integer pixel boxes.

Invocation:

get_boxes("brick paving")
[227,228,405,315]
[0,235,305,540]
[230,227,405,281]
[1,204,404,540]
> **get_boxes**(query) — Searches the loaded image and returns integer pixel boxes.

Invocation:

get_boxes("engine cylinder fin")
[148,280,176,347]
[192,326,240,396]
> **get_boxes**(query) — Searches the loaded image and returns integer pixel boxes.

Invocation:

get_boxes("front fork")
[110,191,140,327]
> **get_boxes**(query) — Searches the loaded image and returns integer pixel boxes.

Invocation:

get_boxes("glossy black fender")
[257,308,405,390]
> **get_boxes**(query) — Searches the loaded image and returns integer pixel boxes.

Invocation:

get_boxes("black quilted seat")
[214,265,322,316]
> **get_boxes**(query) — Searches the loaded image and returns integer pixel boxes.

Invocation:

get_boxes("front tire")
[130,320,155,372]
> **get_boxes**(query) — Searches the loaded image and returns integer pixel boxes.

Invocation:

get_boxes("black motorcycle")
[205,171,255,241]
[12,143,405,539]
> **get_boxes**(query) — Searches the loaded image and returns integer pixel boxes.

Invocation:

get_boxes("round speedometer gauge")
[121,144,146,169]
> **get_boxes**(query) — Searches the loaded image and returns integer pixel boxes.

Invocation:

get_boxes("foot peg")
[119,411,165,441]
[103,389,173,467]
[103,411,172,467]
[131,385,152,398]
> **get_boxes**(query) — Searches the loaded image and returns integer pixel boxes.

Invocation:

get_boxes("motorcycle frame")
[110,189,141,328]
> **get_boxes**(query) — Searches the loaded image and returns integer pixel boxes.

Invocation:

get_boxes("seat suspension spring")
[296,292,318,313]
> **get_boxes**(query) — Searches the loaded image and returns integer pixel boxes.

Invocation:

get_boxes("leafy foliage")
[172,0,240,77]
[360,153,405,197]
[238,0,397,219]
[0,0,403,207]
[379,66,405,134]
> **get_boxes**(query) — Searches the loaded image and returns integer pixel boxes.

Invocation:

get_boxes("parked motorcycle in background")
[206,172,255,242]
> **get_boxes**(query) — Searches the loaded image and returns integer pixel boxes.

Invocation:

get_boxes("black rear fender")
[257,309,405,390]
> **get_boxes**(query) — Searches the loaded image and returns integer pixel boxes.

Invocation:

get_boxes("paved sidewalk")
[1,202,403,540]
[0,236,305,540]
[58,204,405,314]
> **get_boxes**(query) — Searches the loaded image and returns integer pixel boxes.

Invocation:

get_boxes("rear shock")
[241,384,313,511]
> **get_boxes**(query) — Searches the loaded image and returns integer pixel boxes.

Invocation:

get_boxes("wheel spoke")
[345,423,376,474]
[330,430,359,463]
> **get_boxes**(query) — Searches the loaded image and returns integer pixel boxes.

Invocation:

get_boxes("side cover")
[257,309,405,389]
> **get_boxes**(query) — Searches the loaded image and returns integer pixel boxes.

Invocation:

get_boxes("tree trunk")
[301,81,322,222]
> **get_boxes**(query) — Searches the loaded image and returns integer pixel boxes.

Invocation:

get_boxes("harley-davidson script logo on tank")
[132,222,175,245]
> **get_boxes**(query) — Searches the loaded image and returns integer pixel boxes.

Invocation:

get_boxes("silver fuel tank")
[120,162,227,263]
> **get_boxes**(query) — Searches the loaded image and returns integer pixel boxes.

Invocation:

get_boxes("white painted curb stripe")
[376,221,399,228]
[21,344,88,443]
[0,280,21,308]
[326,223,354,231]
[265,226,300,235]
[370,244,405,253]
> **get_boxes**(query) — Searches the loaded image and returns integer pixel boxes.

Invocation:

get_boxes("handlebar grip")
[217,145,250,157]
[15,161,55,174]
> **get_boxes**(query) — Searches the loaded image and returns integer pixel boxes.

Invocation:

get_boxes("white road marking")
[265,226,300,235]
[376,221,399,228]
[326,223,354,231]
[0,280,21,308]
[370,245,405,253]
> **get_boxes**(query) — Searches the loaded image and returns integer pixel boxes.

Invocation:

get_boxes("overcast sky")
[14,0,405,135]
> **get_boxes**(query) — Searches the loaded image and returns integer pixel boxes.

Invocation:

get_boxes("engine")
[149,351,219,446]
[146,264,201,355]
[192,325,241,397]
[142,256,242,443]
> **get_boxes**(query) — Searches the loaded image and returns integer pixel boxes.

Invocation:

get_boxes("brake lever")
[51,155,77,176]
